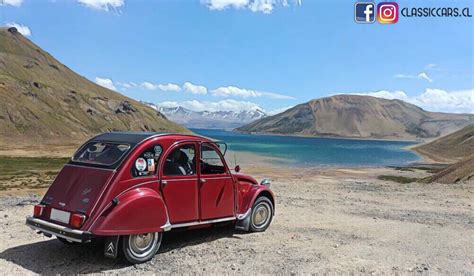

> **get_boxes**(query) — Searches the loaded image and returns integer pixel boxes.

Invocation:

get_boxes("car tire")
[249,196,273,232]
[122,232,162,264]
[57,237,76,245]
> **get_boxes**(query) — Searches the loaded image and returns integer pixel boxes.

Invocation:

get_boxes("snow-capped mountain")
[143,102,267,129]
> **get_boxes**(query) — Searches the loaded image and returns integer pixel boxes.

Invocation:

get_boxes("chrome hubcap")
[129,233,158,258]
[252,202,271,229]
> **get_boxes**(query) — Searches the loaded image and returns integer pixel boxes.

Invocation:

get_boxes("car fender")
[239,184,275,216]
[90,187,169,236]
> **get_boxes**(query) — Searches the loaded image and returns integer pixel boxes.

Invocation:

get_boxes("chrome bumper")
[26,216,92,243]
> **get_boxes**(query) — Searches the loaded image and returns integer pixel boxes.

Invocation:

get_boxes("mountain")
[414,124,474,162]
[144,103,266,129]
[0,27,189,148]
[236,95,474,140]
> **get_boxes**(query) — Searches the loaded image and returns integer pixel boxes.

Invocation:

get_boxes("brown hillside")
[0,27,189,149]
[426,154,474,184]
[236,95,474,140]
[414,124,474,162]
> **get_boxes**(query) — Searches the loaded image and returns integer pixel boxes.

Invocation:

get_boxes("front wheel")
[249,196,274,232]
[122,232,162,264]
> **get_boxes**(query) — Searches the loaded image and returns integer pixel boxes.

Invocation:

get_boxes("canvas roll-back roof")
[92,132,170,145]
[70,131,224,169]
[91,131,220,145]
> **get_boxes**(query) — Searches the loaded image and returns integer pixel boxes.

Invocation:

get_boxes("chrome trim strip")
[237,208,252,220]
[201,176,232,180]
[168,217,236,229]
[161,219,172,231]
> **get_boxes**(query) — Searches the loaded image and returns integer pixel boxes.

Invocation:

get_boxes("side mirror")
[234,165,240,173]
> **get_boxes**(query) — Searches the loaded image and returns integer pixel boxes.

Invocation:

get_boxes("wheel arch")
[89,187,169,236]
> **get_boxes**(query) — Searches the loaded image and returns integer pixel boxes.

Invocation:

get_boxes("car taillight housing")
[33,204,45,217]
[70,213,86,228]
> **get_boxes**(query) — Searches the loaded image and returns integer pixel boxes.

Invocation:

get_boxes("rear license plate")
[50,208,70,224]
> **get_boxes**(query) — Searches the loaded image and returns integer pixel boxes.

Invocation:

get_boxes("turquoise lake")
[192,129,422,167]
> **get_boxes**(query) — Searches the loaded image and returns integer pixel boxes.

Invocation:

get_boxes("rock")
[8,27,18,34]
[33,82,42,89]
[115,101,137,114]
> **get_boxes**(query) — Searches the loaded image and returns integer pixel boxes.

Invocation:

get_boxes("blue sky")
[1,0,473,113]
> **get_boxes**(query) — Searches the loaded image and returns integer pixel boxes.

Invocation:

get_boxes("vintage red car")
[26,132,275,263]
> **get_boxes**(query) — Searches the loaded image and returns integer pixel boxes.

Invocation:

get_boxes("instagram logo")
[377,2,399,24]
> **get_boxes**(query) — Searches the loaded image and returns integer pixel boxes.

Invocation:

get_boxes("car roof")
[91,131,218,145]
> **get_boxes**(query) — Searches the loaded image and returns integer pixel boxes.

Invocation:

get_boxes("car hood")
[232,173,258,185]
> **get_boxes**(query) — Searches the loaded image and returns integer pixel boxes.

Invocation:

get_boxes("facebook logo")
[355,2,375,23]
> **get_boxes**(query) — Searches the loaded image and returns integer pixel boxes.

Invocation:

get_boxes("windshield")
[72,142,131,166]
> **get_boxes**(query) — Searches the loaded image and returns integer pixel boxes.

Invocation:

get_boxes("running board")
[161,216,236,231]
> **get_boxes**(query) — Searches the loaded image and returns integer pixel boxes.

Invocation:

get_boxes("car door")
[199,142,235,220]
[161,142,199,224]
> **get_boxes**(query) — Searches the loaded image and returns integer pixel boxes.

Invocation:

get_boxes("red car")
[26,132,275,263]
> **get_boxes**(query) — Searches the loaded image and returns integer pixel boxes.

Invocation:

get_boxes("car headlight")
[260,178,271,187]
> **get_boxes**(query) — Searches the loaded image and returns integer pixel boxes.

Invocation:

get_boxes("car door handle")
[162,180,168,186]
[200,179,206,183]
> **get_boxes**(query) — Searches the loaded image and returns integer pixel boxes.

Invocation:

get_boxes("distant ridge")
[0,27,189,147]
[144,102,266,129]
[236,95,474,140]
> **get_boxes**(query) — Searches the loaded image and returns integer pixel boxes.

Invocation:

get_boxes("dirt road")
[0,167,472,274]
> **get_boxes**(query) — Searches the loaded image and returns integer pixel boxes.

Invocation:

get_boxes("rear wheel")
[249,196,273,232]
[122,232,162,264]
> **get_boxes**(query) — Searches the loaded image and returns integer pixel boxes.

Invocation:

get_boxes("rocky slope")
[414,124,474,162]
[236,95,474,140]
[414,125,474,183]
[145,103,266,129]
[0,27,189,148]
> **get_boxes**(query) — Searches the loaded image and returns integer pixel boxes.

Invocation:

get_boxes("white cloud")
[202,0,301,14]
[158,83,181,92]
[417,72,433,83]
[158,99,263,113]
[95,77,116,91]
[211,85,295,99]
[1,0,23,7]
[183,82,208,95]
[394,71,433,82]
[77,0,124,11]
[140,82,159,90]
[5,22,31,36]
[342,88,474,114]
[414,89,473,113]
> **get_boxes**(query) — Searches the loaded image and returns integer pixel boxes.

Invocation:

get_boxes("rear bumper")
[26,216,92,243]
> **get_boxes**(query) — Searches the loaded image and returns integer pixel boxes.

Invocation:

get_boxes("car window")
[163,144,196,176]
[131,145,163,177]
[73,142,130,166]
[201,144,226,174]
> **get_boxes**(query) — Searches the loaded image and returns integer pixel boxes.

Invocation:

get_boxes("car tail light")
[70,213,86,228]
[33,204,45,217]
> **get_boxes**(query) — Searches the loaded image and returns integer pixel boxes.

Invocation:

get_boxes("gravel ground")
[0,167,473,274]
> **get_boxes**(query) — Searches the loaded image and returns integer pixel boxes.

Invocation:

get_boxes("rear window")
[72,142,130,166]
